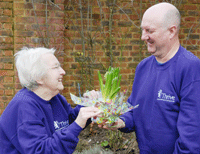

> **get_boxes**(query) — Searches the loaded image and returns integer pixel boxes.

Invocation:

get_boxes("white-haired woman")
[0,47,101,154]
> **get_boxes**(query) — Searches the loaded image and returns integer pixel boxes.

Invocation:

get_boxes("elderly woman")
[0,47,101,154]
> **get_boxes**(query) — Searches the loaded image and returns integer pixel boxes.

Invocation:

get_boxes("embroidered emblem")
[54,120,69,130]
[157,89,175,102]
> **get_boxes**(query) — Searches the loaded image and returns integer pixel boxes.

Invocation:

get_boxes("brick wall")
[179,1,200,56]
[0,0,200,115]
[0,0,14,115]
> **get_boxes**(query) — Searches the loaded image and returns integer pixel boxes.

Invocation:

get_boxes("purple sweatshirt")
[0,88,83,154]
[120,46,200,153]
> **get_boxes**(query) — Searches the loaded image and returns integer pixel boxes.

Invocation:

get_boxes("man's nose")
[141,30,149,41]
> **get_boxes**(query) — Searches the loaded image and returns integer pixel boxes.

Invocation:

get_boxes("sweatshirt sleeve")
[60,97,91,128]
[118,64,142,133]
[119,108,135,133]
[56,94,81,124]
[173,80,200,153]
[17,118,83,154]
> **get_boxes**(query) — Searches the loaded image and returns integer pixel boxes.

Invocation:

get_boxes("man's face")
[141,14,170,58]
[40,53,66,95]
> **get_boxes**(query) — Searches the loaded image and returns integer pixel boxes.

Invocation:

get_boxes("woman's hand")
[83,90,100,100]
[75,107,101,128]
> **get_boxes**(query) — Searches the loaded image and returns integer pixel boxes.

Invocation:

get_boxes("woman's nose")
[60,67,66,75]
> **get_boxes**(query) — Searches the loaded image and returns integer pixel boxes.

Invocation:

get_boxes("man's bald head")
[142,2,181,31]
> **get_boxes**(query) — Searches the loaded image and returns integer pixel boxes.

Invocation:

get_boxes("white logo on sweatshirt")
[157,89,175,102]
[54,120,69,130]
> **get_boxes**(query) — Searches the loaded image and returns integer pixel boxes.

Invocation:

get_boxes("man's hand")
[75,107,102,128]
[98,118,125,131]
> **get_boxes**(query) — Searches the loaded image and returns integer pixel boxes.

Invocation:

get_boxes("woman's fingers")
[75,107,101,128]
[83,90,100,100]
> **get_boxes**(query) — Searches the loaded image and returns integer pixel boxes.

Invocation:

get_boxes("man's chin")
[147,49,156,55]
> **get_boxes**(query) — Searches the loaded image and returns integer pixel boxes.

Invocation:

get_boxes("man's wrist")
[118,118,126,128]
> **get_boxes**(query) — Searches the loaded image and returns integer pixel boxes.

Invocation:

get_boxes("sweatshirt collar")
[24,88,51,104]
[154,45,182,69]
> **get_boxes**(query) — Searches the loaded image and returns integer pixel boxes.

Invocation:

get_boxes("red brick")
[0,37,5,43]
[55,25,64,31]
[4,37,13,43]
[13,3,24,9]
[31,10,48,17]
[15,37,25,43]
[4,63,13,70]
[35,17,46,24]
[0,101,4,108]
[15,31,34,37]
[15,17,35,23]
[48,18,65,24]
[0,30,13,36]
[0,43,13,50]
[184,17,197,22]
[35,3,46,10]
[4,76,13,83]
[183,5,198,10]
[15,24,25,30]
[55,11,65,18]
[5,89,14,96]
[14,9,24,16]
[0,16,12,23]
[55,0,65,4]
[14,44,26,51]
[4,50,13,56]
[0,2,12,9]
[24,3,33,9]
[2,0,13,2]
[3,9,12,16]
[0,70,14,76]
[0,63,3,69]
[3,23,12,29]
[0,9,3,16]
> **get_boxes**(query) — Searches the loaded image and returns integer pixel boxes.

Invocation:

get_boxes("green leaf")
[98,67,121,101]
[109,86,121,99]
[101,140,109,147]
[98,71,104,91]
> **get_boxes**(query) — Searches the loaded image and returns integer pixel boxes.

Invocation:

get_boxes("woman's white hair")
[15,47,55,90]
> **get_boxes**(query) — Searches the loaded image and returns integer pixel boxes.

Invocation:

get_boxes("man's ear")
[169,25,178,39]
[36,78,43,85]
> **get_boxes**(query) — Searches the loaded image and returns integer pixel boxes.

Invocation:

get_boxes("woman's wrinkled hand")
[75,107,102,128]
[83,90,100,100]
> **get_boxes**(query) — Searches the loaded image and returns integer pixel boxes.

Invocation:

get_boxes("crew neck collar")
[153,45,181,70]
[24,88,52,104]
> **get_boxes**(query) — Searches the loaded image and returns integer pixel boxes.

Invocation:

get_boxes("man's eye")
[147,29,154,33]
[141,28,154,34]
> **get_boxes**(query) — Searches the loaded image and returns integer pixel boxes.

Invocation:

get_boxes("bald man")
[101,2,200,153]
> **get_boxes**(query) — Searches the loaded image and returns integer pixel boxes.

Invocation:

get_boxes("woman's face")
[39,53,66,96]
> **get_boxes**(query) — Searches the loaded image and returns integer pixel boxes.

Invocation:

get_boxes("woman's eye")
[52,66,60,69]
